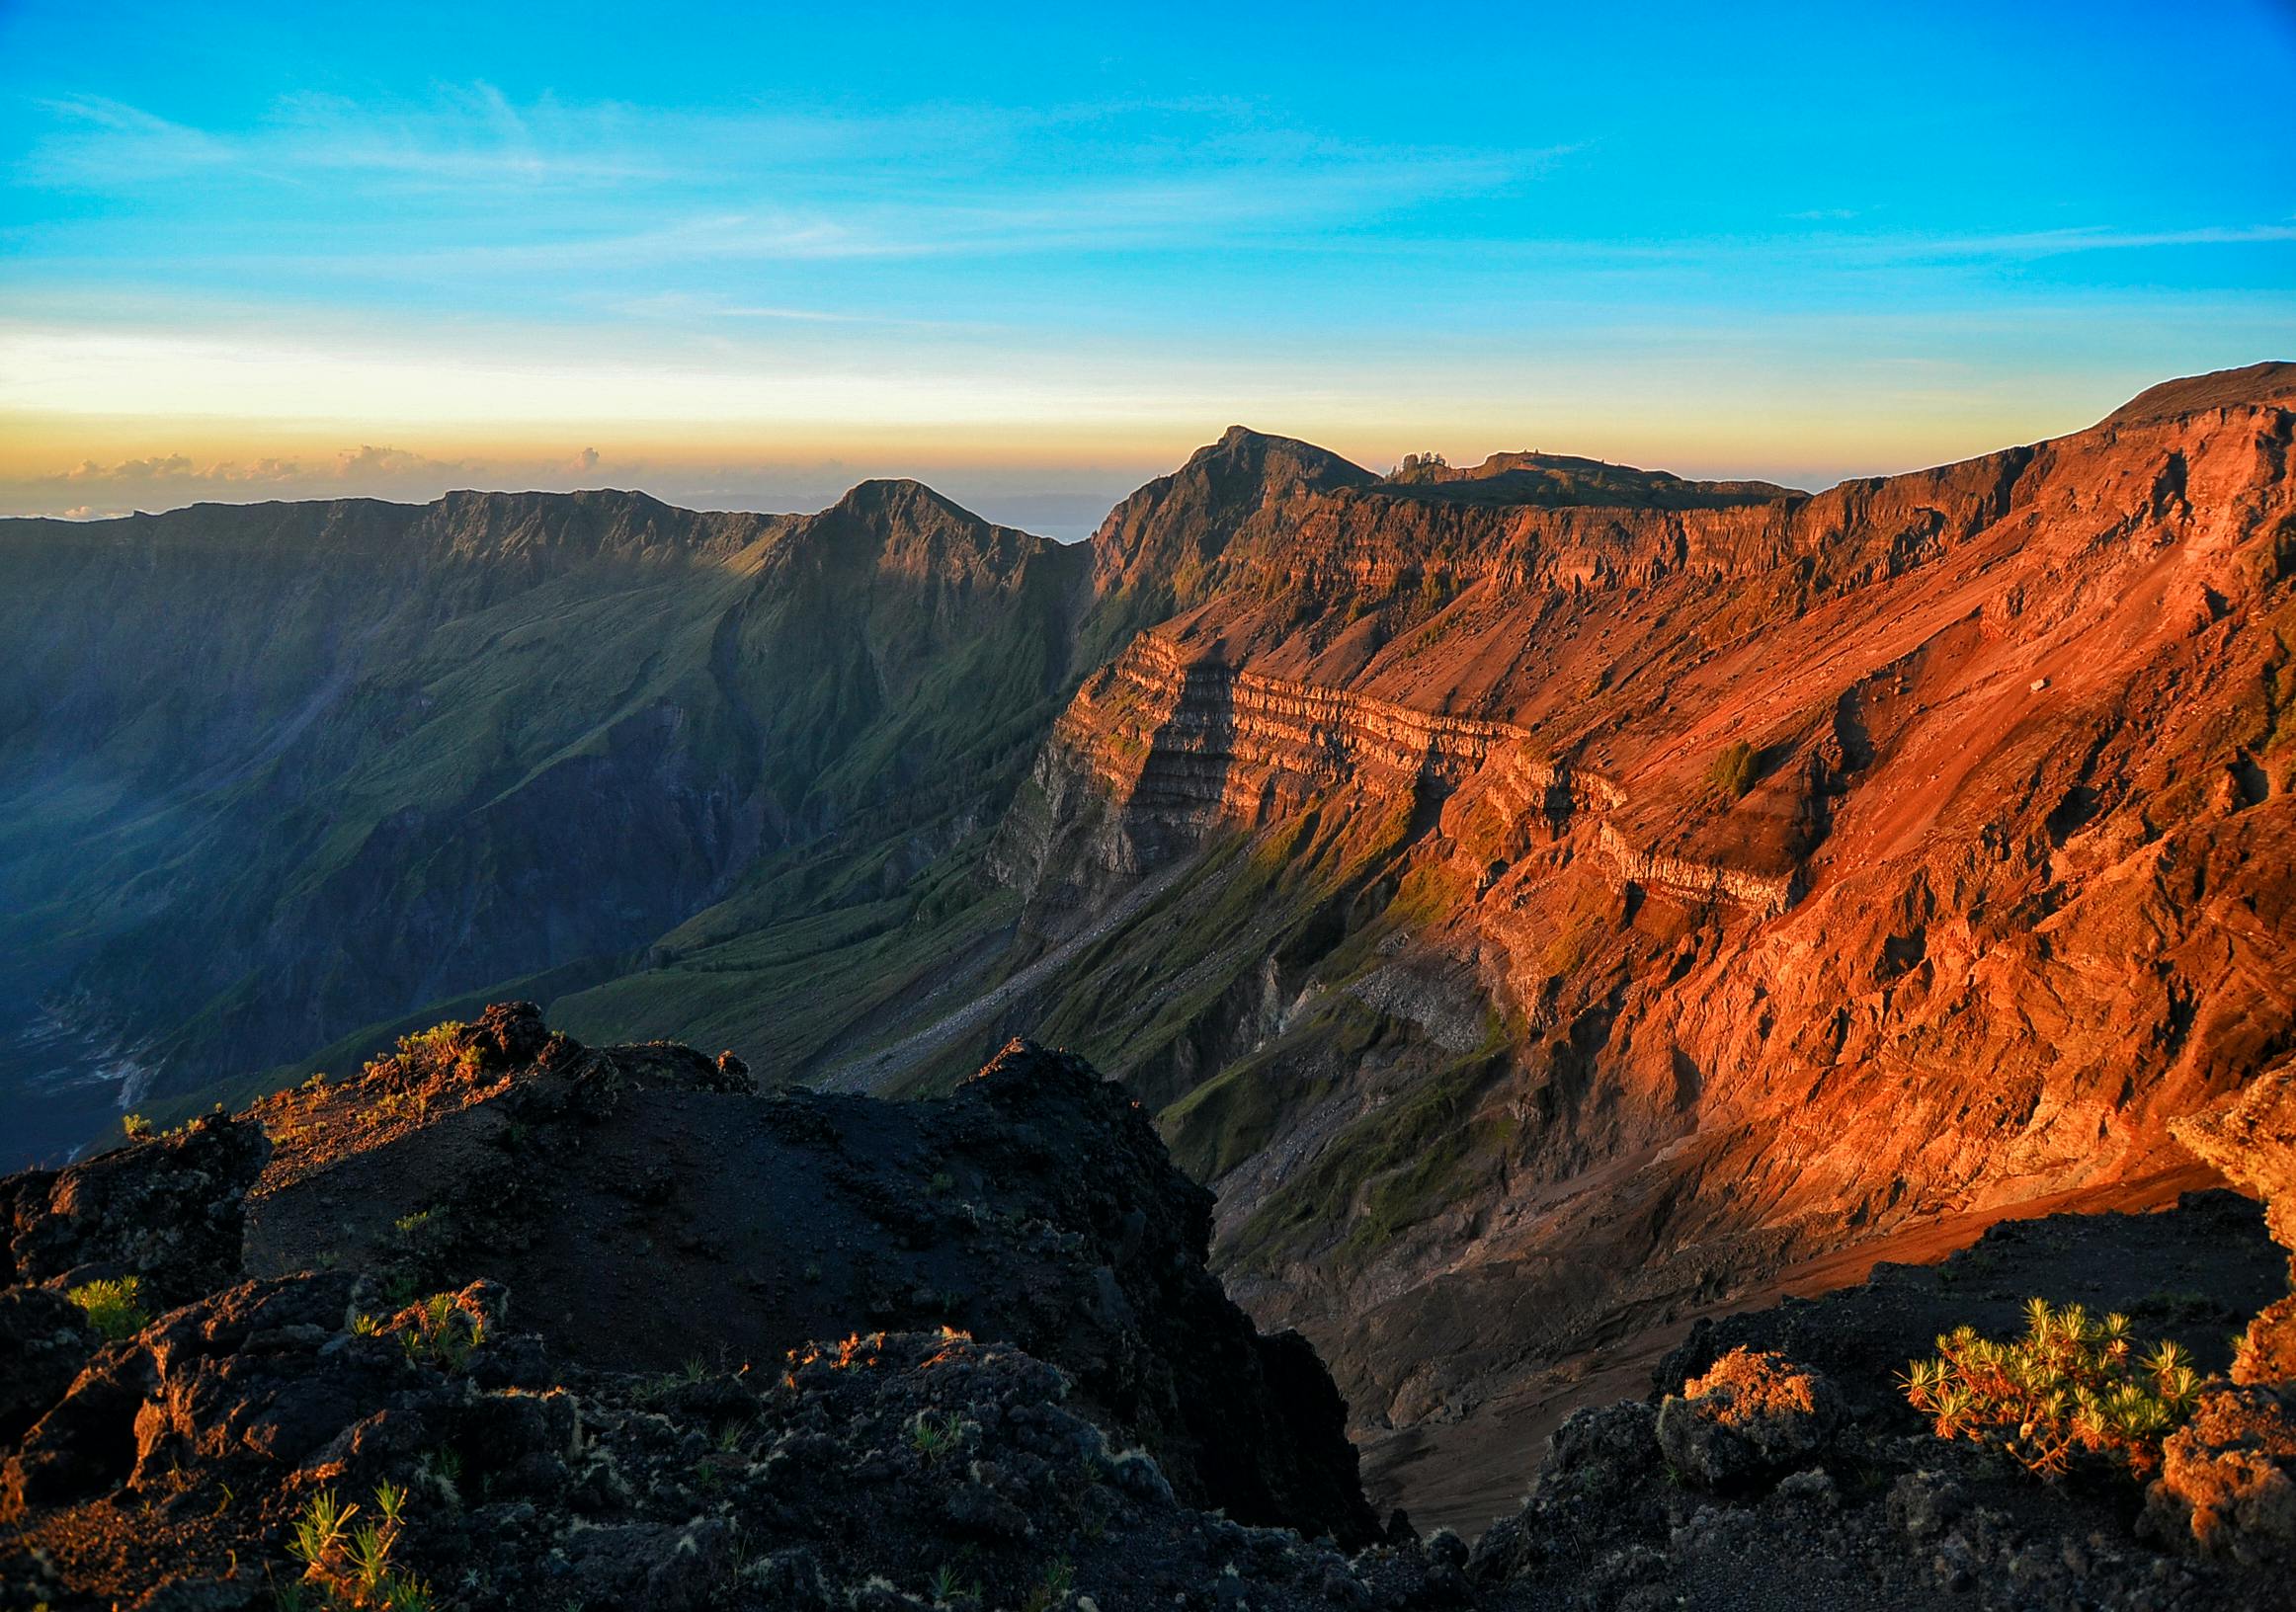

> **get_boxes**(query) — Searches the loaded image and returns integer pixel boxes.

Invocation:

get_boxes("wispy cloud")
[14,84,1536,249]
[1840,221,2296,263]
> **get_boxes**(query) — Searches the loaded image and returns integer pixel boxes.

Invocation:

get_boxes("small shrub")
[392,1024,475,1076]
[1021,1557,1075,1612]
[66,1275,148,1340]
[928,1563,980,1602]
[909,1410,961,1461]
[1707,740,1758,800]
[122,1112,153,1140]
[396,1294,483,1372]
[1903,1297,2202,1480]
[285,1483,433,1609]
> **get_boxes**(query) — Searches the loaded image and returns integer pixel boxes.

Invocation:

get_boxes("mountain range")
[3,361,2293,1532]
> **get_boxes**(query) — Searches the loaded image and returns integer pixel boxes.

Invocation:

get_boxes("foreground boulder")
[0,1008,1403,1608]
[1655,1346,1841,1491]
[2156,1064,2296,1566]
[2175,1059,2296,1385]
[0,1110,268,1305]
[2143,1386,2296,1568]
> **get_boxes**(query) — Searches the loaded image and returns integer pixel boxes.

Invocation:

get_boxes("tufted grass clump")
[282,1483,433,1609]
[66,1275,149,1341]
[396,1293,484,1372]
[908,1410,962,1461]
[1903,1297,2203,1481]
[1706,739,1758,800]
[363,1022,481,1089]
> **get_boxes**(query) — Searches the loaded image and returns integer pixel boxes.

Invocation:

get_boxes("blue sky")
[2,0,2292,533]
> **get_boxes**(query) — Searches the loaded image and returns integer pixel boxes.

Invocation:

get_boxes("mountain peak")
[1182,425,1377,496]
[2104,360,2296,427]
[828,476,976,518]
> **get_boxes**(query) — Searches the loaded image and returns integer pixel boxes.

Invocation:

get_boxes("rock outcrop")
[239,1006,1376,1547]
[2173,1057,2296,1383]
[0,1111,268,1306]
[1655,1346,1842,1490]
[2147,1059,2296,1565]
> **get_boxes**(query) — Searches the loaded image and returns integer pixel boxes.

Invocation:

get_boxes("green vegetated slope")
[0,481,1089,1128]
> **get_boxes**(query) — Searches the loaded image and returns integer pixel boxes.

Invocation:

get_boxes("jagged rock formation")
[0,1110,267,1308]
[1653,1346,1842,1490]
[0,1012,1418,1609]
[232,1005,1375,1545]
[2148,1060,2296,1564]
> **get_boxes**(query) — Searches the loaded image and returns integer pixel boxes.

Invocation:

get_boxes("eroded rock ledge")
[1022,629,1790,920]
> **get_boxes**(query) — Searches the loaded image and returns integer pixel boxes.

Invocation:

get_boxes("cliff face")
[983,363,2296,1517]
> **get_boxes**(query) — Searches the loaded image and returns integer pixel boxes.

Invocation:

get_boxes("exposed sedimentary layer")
[1033,629,1772,918]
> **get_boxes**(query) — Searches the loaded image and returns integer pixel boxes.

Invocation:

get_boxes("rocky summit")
[5,1008,2296,1610]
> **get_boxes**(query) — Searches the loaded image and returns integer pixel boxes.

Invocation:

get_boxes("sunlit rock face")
[994,364,2296,1520]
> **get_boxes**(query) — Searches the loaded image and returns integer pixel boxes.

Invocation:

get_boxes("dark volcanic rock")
[2,1285,1446,1612]
[1654,1347,1842,1491]
[0,1112,268,1307]
[0,1287,95,1446]
[0,1015,1415,1607]
[244,1022,1377,1546]
[2144,1385,2296,1568]
[11,1004,2296,1610]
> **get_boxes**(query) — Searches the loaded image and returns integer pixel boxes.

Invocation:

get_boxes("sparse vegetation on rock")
[1904,1298,2203,1480]
[1658,1345,1841,1489]
[6,1008,2296,1609]
[1705,738,1758,800]
[60,1276,144,1342]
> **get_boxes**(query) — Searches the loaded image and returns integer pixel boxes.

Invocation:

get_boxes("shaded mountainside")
[0,481,1088,1155]
[6,1010,2296,1610]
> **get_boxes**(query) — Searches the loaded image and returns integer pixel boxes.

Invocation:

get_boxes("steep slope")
[0,482,1087,1160]
[944,363,2296,1521]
